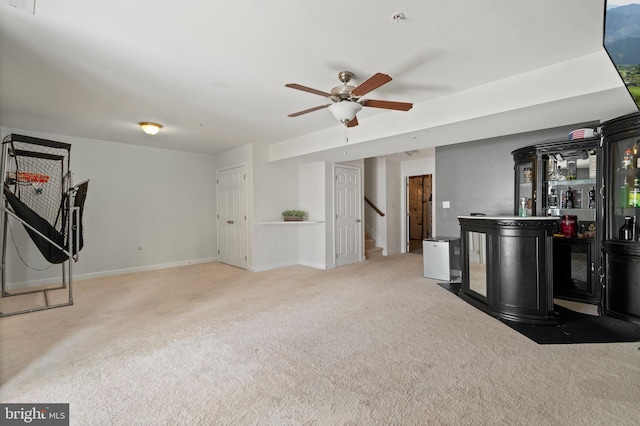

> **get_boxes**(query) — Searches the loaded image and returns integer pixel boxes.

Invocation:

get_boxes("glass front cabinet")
[512,138,603,307]
[601,113,640,325]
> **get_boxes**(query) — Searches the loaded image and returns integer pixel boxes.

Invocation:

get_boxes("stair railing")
[365,196,385,217]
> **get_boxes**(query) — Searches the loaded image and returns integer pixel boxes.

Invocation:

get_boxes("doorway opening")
[407,175,432,253]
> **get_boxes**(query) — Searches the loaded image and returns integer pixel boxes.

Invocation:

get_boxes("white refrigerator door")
[423,240,451,281]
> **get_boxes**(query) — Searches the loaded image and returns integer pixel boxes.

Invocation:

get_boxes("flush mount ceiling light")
[139,122,162,135]
[328,101,363,125]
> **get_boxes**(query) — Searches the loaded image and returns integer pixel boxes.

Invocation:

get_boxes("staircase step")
[366,246,383,259]
[364,231,382,258]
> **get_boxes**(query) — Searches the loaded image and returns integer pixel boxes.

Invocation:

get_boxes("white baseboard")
[251,260,328,272]
[299,260,327,269]
[5,257,217,290]
[249,260,299,272]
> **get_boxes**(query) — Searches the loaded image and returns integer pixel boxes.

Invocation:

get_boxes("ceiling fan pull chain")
[343,122,348,156]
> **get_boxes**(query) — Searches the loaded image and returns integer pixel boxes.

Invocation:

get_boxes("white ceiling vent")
[1,0,36,15]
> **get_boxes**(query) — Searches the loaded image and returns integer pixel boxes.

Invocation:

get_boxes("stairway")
[365,231,383,259]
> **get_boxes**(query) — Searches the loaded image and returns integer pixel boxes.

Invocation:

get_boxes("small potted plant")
[281,209,306,222]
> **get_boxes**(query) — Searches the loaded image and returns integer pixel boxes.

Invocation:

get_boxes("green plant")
[281,209,306,217]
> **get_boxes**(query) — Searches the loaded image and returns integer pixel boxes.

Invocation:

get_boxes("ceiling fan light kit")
[328,102,362,124]
[285,71,413,128]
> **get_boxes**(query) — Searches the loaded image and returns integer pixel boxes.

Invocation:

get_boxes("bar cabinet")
[601,112,640,325]
[512,138,603,307]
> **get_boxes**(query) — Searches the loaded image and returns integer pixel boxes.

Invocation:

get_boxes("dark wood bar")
[601,113,640,326]
[603,240,640,324]
[458,216,558,325]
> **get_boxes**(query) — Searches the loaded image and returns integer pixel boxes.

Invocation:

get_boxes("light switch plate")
[443,201,450,209]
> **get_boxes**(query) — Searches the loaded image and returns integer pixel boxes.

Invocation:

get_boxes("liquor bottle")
[558,165,565,180]
[622,147,633,170]
[548,188,558,208]
[548,160,562,181]
[631,177,640,208]
[566,186,574,209]
[566,161,576,180]
[588,186,596,209]
[619,216,636,240]
[620,179,630,209]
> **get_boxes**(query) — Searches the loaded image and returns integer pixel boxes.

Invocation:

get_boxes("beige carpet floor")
[1,254,639,425]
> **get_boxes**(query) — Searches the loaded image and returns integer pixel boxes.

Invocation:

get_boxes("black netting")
[3,186,68,264]
[70,180,88,253]
[2,135,87,264]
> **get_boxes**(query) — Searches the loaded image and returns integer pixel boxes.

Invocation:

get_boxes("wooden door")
[407,175,432,252]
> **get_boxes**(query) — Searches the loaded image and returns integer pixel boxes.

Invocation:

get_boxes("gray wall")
[434,123,598,237]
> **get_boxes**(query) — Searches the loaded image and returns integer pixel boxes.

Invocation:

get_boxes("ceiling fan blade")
[288,104,331,117]
[285,83,332,98]
[347,117,359,127]
[362,99,413,111]
[351,73,392,96]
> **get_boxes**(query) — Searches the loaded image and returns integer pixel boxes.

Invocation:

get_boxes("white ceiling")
[1,1,637,161]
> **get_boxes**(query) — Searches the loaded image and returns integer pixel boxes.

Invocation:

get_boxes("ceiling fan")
[285,71,413,127]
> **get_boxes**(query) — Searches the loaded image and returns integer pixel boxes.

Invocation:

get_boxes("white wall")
[385,159,402,255]
[1,128,217,287]
[0,126,430,287]
[323,162,336,268]
[250,144,301,271]
[298,161,328,269]
[212,143,335,272]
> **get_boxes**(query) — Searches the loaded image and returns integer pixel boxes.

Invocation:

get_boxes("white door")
[217,166,247,269]
[335,165,362,266]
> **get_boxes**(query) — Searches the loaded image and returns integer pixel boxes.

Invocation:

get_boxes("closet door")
[335,165,362,266]
[217,166,247,269]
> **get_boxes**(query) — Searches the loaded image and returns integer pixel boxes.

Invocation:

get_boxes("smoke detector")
[1,0,35,14]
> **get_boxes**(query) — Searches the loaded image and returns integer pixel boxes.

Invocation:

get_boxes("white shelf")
[256,221,324,225]
[547,178,596,186]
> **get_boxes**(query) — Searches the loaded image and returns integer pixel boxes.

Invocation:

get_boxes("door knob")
[356,219,361,223]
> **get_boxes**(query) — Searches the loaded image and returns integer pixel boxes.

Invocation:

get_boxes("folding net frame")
[0,134,88,317]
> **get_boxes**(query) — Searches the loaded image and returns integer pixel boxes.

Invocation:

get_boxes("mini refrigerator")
[423,237,461,281]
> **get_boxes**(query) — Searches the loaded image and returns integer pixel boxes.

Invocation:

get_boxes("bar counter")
[457,216,558,325]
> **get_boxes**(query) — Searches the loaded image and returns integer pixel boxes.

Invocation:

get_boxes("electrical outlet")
[138,245,144,252]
